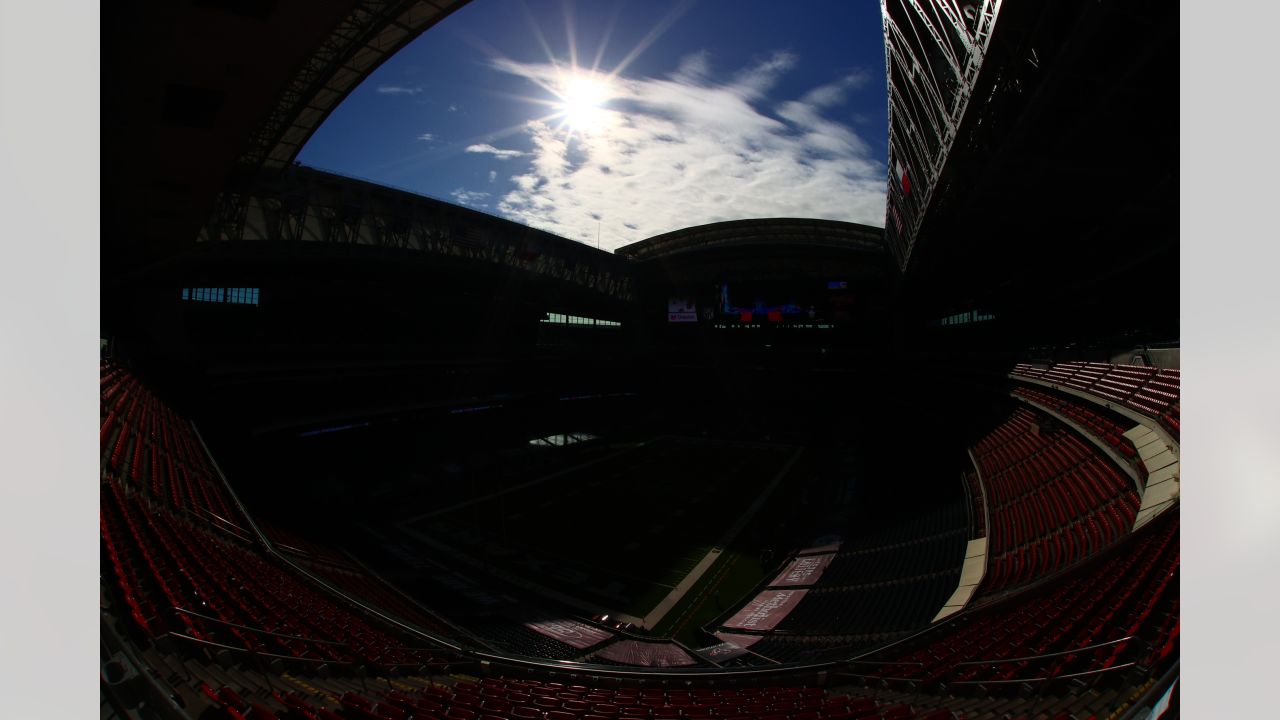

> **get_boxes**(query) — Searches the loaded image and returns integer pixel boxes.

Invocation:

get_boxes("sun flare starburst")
[552,71,615,135]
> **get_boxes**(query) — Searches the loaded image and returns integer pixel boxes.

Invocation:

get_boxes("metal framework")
[197,168,635,301]
[616,218,886,262]
[881,0,1002,270]
[237,0,470,174]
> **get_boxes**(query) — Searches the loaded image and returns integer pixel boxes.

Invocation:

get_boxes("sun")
[553,71,614,135]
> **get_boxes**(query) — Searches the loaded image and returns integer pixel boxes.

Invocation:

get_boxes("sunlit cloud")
[488,170,498,182]
[417,133,436,142]
[466,143,527,159]
[480,52,885,251]
[451,188,491,206]
[378,84,422,95]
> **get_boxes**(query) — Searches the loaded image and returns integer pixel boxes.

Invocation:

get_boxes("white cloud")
[377,84,422,95]
[416,133,436,142]
[466,143,527,159]
[801,72,870,107]
[448,104,459,112]
[450,188,491,206]
[488,170,497,183]
[486,53,886,251]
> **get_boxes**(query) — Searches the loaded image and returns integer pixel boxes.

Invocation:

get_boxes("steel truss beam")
[237,1,469,175]
[881,0,1003,270]
[197,169,635,301]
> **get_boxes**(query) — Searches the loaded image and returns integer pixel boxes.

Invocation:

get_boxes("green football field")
[405,435,796,620]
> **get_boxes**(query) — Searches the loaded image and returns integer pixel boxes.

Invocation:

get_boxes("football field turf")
[405,436,796,619]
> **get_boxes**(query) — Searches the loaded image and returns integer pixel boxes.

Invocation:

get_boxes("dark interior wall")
[893,0,1178,351]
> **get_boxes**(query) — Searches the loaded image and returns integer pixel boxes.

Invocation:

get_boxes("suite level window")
[540,312,620,327]
[937,310,994,326]
[182,288,260,306]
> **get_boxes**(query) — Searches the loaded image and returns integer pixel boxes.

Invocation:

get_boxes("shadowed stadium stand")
[99,1,1178,719]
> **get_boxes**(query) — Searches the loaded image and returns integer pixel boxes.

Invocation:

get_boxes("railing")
[190,422,470,656]
[166,629,447,673]
[966,449,992,549]
[470,649,836,682]
[959,470,974,539]
[948,662,1137,686]
[952,635,1131,667]
[171,607,350,648]
[847,659,924,667]
[165,631,351,668]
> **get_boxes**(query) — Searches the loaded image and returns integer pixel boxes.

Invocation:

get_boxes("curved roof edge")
[239,0,473,174]
[615,218,887,262]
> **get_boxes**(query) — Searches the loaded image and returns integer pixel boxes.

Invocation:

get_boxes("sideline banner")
[695,641,750,663]
[593,640,699,667]
[523,618,614,649]
[721,589,809,631]
[769,553,835,587]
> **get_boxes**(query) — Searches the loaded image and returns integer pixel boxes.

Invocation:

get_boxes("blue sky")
[297,0,888,252]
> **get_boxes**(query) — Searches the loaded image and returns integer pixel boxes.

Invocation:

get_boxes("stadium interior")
[100,2,1178,720]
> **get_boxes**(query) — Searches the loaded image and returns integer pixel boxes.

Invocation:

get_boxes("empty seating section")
[100,478,448,669]
[773,576,959,639]
[1010,387,1142,465]
[100,361,249,533]
[467,617,599,660]
[300,558,459,639]
[259,520,459,637]
[310,677,948,720]
[261,521,360,567]
[747,636,859,664]
[971,408,1141,593]
[184,649,988,719]
[1011,362,1179,439]
[820,530,967,586]
[98,359,1174,720]
[719,504,967,647]
[872,514,1179,688]
[835,504,967,554]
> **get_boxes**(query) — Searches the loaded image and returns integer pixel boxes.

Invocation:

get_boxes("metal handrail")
[948,661,1137,686]
[953,635,1132,666]
[166,631,438,670]
[170,607,350,647]
[831,671,918,683]
[165,632,352,667]
[190,423,468,655]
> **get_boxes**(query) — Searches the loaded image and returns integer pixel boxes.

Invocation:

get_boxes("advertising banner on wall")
[769,553,836,587]
[593,640,699,667]
[721,589,809,631]
[668,297,698,322]
[523,618,615,649]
